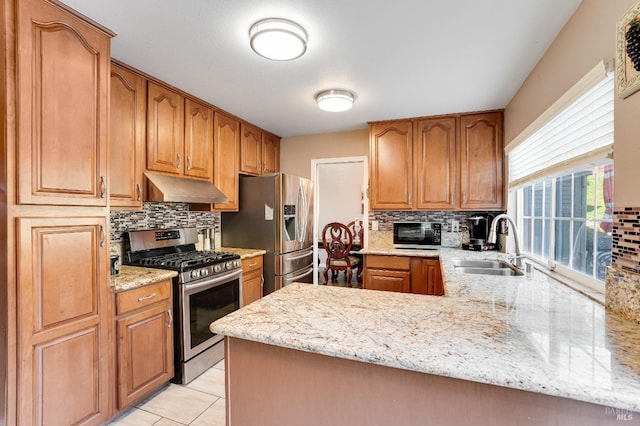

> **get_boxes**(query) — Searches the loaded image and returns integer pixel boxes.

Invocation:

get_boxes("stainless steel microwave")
[393,222,442,249]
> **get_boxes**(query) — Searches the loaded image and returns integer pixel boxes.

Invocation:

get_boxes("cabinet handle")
[409,192,412,205]
[176,154,181,169]
[167,309,173,328]
[136,183,142,201]
[187,155,193,170]
[99,176,106,198]
[249,262,258,267]
[99,225,106,247]
[450,192,454,204]
[462,191,467,204]
[137,292,157,302]
[261,275,264,289]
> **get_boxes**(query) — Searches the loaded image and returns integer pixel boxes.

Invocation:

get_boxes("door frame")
[311,156,369,284]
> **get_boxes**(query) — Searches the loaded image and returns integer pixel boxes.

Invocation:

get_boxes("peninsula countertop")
[210,247,640,412]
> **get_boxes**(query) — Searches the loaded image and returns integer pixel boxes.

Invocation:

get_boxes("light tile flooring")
[108,360,226,426]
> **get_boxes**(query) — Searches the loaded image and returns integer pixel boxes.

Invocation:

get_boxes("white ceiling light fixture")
[249,18,308,61]
[315,89,356,112]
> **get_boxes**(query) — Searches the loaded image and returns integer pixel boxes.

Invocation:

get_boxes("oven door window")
[188,279,239,350]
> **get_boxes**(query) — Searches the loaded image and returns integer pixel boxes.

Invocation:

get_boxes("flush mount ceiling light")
[315,89,356,112]
[249,18,307,61]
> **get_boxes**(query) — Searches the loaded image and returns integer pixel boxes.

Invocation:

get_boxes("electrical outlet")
[451,220,460,232]
[371,220,379,231]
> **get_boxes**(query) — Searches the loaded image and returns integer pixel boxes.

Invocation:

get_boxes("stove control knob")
[214,264,222,273]
[191,270,200,279]
[225,261,233,270]
[201,268,209,277]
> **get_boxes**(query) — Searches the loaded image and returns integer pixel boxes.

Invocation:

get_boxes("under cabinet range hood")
[144,172,228,204]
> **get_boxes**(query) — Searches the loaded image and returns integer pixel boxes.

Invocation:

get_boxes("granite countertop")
[211,247,640,412]
[219,247,267,260]
[110,265,178,293]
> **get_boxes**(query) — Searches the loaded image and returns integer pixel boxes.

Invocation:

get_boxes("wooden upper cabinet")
[214,112,240,211]
[415,117,456,210]
[16,0,112,206]
[369,121,413,210]
[458,112,503,210]
[146,82,185,174]
[262,132,280,174]
[110,63,146,208]
[17,216,111,425]
[239,123,262,175]
[184,98,213,180]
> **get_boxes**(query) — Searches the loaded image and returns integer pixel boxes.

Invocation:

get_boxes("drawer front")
[117,280,172,315]
[365,255,410,270]
[242,256,263,274]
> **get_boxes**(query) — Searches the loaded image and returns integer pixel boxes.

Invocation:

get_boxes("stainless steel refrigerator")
[221,173,314,295]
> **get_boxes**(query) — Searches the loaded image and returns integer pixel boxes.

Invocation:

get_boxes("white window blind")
[508,72,614,188]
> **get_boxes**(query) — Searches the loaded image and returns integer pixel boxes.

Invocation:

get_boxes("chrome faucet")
[487,214,524,269]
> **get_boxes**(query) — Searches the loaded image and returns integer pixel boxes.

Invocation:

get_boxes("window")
[518,163,613,282]
[506,61,614,290]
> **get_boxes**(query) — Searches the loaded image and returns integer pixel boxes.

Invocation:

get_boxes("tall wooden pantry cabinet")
[1,0,115,424]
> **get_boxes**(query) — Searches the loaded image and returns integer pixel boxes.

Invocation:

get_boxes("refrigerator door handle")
[285,249,313,261]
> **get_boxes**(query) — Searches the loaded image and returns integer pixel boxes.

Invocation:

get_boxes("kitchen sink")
[454,266,524,276]
[451,259,510,269]
[451,258,524,277]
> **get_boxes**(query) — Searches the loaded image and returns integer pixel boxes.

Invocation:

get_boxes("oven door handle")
[182,269,242,292]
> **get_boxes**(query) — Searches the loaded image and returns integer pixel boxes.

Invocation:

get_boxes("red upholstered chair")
[321,222,362,284]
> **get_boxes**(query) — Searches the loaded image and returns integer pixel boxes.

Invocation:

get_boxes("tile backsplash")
[110,202,220,242]
[368,210,503,232]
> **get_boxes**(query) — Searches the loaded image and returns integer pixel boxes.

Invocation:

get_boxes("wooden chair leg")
[347,268,353,284]
[323,266,329,284]
[356,266,363,284]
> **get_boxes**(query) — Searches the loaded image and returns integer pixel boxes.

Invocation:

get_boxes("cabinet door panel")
[369,122,413,209]
[18,216,110,425]
[36,326,101,425]
[411,258,443,296]
[262,133,280,174]
[415,118,456,209]
[110,64,146,207]
[184,99,213,180]
[117,302,173,408]
[242,272,263,306]
[239,123,262,175]
[459,112,503,210]
[214,112,240,211]
[147,82,184,174]
[17,0,109,205]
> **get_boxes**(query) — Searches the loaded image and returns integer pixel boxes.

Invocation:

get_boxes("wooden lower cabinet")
[115,280,174,409]
[17,216,113,425]
[241,256,264,306]
[363,255,443,296]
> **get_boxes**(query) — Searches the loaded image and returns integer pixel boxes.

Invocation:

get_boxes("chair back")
[347,221,364,247]
[322,222,353,260]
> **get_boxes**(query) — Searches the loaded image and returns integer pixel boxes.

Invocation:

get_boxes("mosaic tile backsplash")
[368,210,503,232]
[110,202,220,242]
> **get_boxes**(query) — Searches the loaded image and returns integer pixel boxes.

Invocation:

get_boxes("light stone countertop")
[110,265,178,293]
[218,247,267,260]
[211,247,640,412]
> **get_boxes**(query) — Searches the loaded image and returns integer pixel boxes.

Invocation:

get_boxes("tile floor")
[108,360,226,426]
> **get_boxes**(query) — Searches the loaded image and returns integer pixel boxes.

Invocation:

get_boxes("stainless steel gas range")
[127,227,242,384]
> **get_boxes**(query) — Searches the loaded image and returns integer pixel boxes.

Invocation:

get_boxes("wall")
[504,0,640,322]
[280,129,368,179]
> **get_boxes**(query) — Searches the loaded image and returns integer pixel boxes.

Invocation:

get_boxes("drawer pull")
[249,262,258,267]
[137,293,157,302]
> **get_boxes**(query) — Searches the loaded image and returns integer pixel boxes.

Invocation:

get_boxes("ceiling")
[60,0,582,138]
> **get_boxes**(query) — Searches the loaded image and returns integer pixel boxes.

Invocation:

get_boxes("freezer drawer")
[277,247,313,275]
[276,265,314,289]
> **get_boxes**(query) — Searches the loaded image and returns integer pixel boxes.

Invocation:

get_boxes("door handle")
[187,155,193,170]
[136,183,142,201]
[167,309,173,328]
[99,225,106,247]
[176,153,182,169]
[99,176,106,198]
